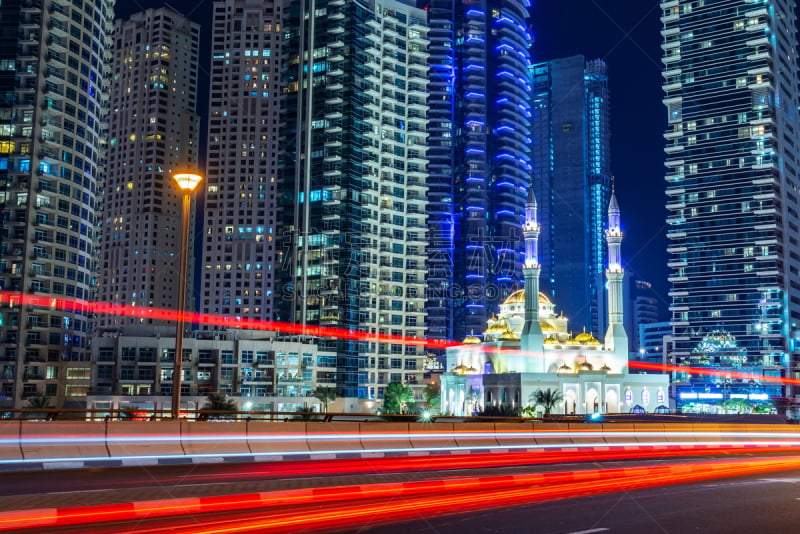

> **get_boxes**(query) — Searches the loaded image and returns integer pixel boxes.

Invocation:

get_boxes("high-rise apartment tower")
[0,0,114,407]
[99,8,200,336]
[425,0,534,345]
[201,0,283,325]
[278,0,429,401]
[661,0,800,404]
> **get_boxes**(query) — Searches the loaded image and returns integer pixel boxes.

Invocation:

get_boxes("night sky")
[116,0,670,319]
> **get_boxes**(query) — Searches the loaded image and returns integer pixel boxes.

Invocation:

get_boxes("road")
[1,451,799,533]
[369,468,800,534]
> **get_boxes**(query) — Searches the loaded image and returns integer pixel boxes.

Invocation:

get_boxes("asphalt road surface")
[2,453,799,533]
[366,468,800,534]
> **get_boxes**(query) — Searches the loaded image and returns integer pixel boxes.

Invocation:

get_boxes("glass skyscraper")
[530,55,611,337]
[425,0,534,345]
[0,0,114,408]
[278,0,429,401]
[661,0,800,408]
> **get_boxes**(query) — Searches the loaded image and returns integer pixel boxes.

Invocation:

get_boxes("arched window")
[624,388,633,406]
[642,389,650,405]
[657,388,665,405]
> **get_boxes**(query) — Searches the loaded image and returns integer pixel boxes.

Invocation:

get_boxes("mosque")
[441,188,670,416]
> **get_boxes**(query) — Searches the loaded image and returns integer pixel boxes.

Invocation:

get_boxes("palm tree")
[201,392,237,420]
[383,382,414,414]
[24,395,54,420]
[25,395,52,409]
[530,388,564,417]
[313,386,337,413]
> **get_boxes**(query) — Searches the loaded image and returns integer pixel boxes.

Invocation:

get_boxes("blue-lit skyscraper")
[426,0,534,345]
[530,55,612,337]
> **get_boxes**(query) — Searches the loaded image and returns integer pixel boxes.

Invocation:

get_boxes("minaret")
[604,180,629,366]
[521,187,545,372]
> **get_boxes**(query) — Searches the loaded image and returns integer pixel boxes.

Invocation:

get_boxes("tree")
[25,395,52,409]
[201,392,237,420]
[422,382,440,403]
[24,395,54,421]
[530,388,564,417]
[383,382,414,414]
[422,382,441,413]
[313,386,337,413]
[292,407,322,421]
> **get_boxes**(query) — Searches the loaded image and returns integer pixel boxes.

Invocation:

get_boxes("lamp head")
[173,171,203,192]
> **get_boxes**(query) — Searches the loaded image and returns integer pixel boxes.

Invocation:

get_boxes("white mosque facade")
[441,188,670,416]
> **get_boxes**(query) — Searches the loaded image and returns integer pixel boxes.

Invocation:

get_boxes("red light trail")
[2,289,797,386]
[3,455,800,533]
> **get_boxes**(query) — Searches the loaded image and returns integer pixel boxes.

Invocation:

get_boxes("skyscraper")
[100,7,200,335]
[661,0,800,405]
[277,0,429,402]
[425,0,534,345]
[201,0,283,327]
[0,0,114,407]
[530,55,612,337]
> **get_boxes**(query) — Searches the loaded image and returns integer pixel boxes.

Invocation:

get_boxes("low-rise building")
[86,329,376,415]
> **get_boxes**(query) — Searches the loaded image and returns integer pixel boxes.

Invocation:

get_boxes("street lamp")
[171,171,203,419]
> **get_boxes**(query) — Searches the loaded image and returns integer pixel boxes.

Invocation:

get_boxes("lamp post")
[171,171,203,419]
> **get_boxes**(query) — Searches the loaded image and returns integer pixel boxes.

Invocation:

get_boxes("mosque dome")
[484,318,510,335]
[578,361,594,371]
[451,364,467,374]
[557,363,572,373]
[575,332,598,344]
[463,334,482,345]
[498,329,520,341]
[503,289,552,306]
[599,363,612,372]
[540,322,556,332]
[544,338,559,345]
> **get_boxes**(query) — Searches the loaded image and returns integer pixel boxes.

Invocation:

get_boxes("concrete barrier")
[306,422,362,453]
[453,423,500,449]
[662,422,697,443]
[745,424,800,444]
[494,422,536,448]
[247,422,309,456]
[21,422,108,462]
[567,423,605,445]
[0,422,22,463]
[692,423,722,442]
[106,421,184,460]
[600,423,637,445]
[181,421,250,459]
[2,420,798,472]
[531,422,572,447]
[360,422,410,452]
[408,422,457,451]
[632,423,666,444]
